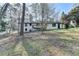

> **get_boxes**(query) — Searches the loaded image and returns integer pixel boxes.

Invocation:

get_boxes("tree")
[0,3,9,21]
[0,20,6,31]
[70,6,79,23]
[2,3,21,34]
[62,5,79,27]
[40,3,55,32]
[20,3,26,36]
[31,3,57,31]
[40,3,47,33]
[61,12,66,23]
[10,3,21,33]
[31,3,39,21]
[61,12,70,29]
[29,14,33,22]
[0,3,9,32]
[40,3,50,22]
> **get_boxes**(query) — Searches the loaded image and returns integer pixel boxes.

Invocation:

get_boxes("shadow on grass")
[45,30,79,55]
[22,39,44,56]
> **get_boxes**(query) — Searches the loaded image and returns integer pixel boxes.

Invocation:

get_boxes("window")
[73,21,75,23]
[29,30,31,32]
[25,28,27,31]
[25,23,27,26]
[29,23,32,26]
[36,23,39,25]
[52,23,56,27]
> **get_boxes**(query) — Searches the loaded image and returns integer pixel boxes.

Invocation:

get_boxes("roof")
[19,22,64,24]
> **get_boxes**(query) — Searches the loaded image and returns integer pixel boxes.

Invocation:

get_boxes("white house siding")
[55,23,64,29]
[46,24,57,30]
[60,24,65,28]
[23,23,64,32]
[60,24,63,28]
[46,23,64,30]
[31,24,37,31]
[54,24,58,29]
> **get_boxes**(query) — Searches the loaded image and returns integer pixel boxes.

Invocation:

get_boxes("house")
[23,21,64,32]
[19,12,64,32]
[70,20,77,27]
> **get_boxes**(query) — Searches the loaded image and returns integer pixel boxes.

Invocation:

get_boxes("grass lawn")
[0,27,79,56]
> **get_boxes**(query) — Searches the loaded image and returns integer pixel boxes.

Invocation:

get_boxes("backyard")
[0,27,79,56]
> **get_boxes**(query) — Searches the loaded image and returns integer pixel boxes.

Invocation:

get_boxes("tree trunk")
[41,3,44,34]
[20,3,26,36]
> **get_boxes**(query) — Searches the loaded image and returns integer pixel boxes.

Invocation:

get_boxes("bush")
[65,24,69,29]
[69,25,75,28]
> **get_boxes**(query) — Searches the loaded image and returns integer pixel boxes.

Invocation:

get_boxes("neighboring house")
[70,20,77,27]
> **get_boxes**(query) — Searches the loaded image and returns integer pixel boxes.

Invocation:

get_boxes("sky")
[54,3,73,14]
[49,3,73,14]
[49,3,73,21]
